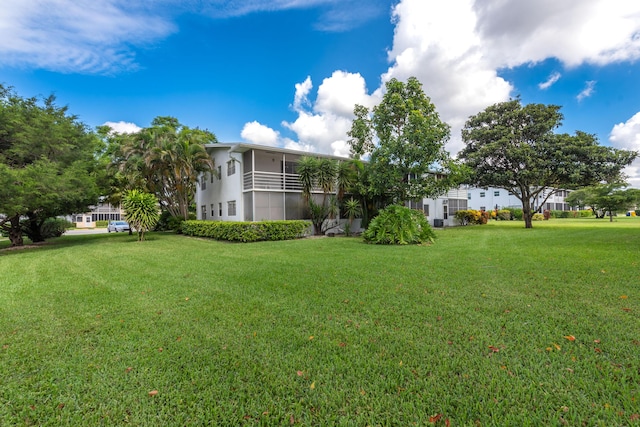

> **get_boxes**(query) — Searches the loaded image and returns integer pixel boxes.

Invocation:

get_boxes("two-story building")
[195,143,468,228]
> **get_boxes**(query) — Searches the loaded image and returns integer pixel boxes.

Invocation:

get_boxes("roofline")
[204,142,350,160]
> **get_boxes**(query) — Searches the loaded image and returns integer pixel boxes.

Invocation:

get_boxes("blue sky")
[1,0,640,186]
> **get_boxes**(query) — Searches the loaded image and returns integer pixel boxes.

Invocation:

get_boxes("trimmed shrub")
[96,220,109,228]
[532,213,544,221]
[363,204,435,245]
[497,209,512,221]
[181,220,310,243]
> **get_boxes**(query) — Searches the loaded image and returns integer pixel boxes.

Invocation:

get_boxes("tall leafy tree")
[0,85,102,246]
[348,77,461,206]
[460,99,637,228]
[112,116,217,219]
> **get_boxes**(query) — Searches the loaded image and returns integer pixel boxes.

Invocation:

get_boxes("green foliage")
[107,116,217,219]
[363,204,436,245]
[122,190,160,241]
[181,220,310,242]
[567,184,640,222]
[40,218,72,238]
[0,85,102,246]
[460,99,637,228]
[532,213,545,221]
[455,209,489,225]
[154,210,187,233]
[96,220,109,228]
[497,209,512,220]
[348,77,462,205]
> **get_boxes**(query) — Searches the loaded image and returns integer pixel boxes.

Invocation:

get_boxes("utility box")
[433,219,444,227]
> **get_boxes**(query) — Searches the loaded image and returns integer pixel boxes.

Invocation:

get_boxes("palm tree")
[114,117,216,220]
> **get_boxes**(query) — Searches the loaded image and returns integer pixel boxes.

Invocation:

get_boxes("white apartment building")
[195,143,468,228]
[466,187,573,212]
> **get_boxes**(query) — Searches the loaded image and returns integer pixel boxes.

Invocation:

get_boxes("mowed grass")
[0,219,638,426]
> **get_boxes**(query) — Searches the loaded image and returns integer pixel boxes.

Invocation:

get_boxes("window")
[467,193,471,200]
[480,206,486,211]
[494,191,500,196]
[227,160,236,176]
[424,204,429,217]
[210,172,214,184]
[211,204,215,217]
[75,216,82,223]
[443,205,448,220]
[201,205,207,220]
[217,165,222,179]
[201,179,206,191]
[218,203,222,217]
[228,200,237,216]
[480,192,485,198]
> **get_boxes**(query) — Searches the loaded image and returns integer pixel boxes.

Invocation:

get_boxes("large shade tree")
[348,77,463,211]
[109,116,217,220]
[459,99,637,228]
[0,86,102,246]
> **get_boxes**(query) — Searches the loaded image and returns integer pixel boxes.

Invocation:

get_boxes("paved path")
[65,228,109,235]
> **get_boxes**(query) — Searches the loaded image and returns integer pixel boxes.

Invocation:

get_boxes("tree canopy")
[106,116,217,219]
[566,184,640,221]
[0,85,103,246]
[348,77,462,208]
[459,99,637,228]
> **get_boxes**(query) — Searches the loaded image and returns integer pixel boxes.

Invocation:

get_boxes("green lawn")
[0,219,638,426]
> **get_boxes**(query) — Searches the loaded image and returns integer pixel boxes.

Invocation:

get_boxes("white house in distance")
[466,187,574,212]
[195,143,468,228]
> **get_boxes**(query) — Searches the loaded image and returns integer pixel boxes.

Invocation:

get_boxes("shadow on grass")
[0,232,164,256]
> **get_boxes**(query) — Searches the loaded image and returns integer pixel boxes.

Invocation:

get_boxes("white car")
[107,220,130,232]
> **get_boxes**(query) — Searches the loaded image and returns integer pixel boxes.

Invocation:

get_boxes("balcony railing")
[243,171,323,192]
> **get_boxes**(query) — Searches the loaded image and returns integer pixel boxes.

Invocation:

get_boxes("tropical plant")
[363,204,436,245]
[343,197,362,236]
[111,116,217,220]
[122,190,160,241]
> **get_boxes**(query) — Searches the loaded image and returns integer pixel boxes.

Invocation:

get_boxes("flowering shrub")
[454,209,488,225]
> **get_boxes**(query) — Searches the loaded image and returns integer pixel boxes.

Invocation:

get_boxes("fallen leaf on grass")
[125,367,133,373]
[429,413,442,423]
[57,403,65,410]
[296,371,303,377]
[184,297,190,301]
[630,413,639,421]
[594,348,602,353]
[148,390,158,396]
[622,308,632,312]
[564,335,576,342]
[308,335,314,341]
[620,295,628,299]
[310,381,315,390]
[594,339,601,344]
[488,345,500,353]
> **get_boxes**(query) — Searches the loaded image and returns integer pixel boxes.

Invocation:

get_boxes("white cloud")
[577,81,597,102]
[610,112,640,187]
[0,0,175,74]
[103,121,142,134]
[241,121,280,147]
[538,72,561,90]
[281,71,374,156]
[472,0,640,67]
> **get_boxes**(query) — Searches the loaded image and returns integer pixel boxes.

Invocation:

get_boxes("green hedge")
[96,220,109,228]
[181,220,311,242]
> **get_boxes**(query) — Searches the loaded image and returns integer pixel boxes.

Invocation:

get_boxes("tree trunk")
[522,204,533,229]
[609,211,614,222]
[25,212,45,243]
[8,215,24,247]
